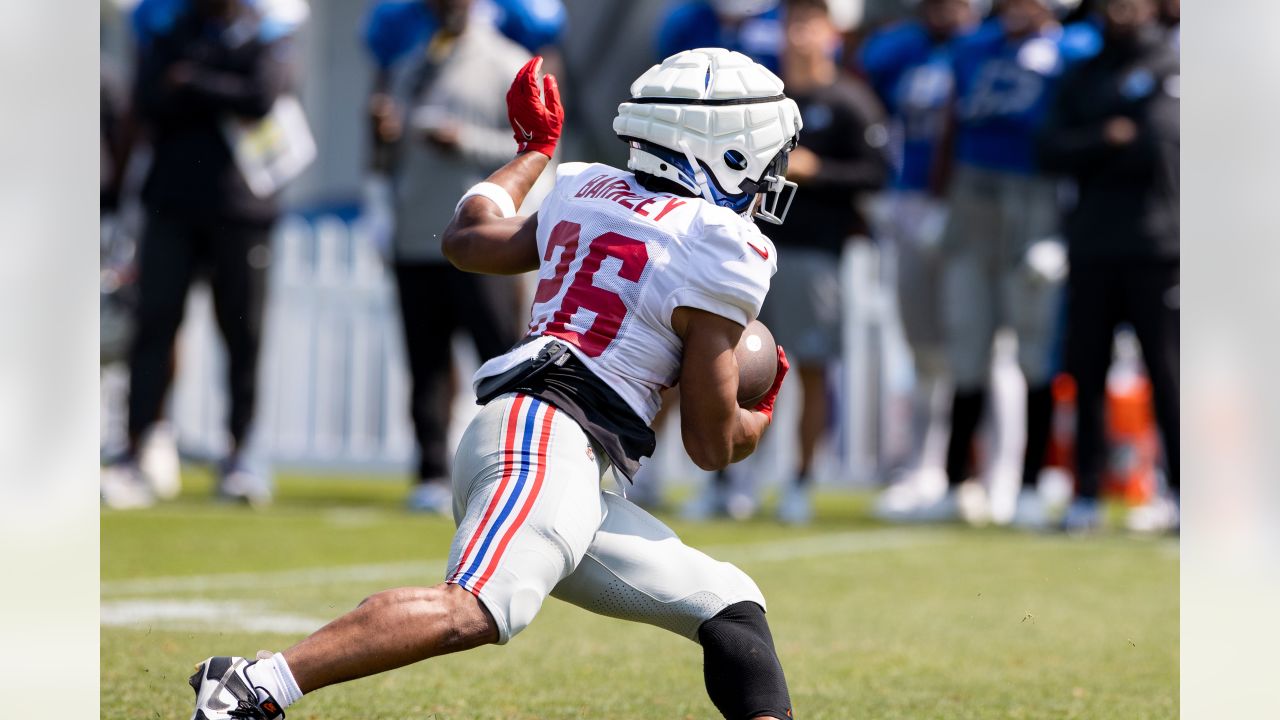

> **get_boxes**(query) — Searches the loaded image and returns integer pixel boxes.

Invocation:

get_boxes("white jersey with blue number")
[473,161,777,423]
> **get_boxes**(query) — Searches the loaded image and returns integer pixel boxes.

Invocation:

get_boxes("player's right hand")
[751,345,790,420]
[506,56,563,159]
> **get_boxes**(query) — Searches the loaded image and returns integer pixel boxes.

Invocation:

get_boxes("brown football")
[736,319,778,408]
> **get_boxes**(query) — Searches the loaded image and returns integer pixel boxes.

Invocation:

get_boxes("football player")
[189,49,801,720]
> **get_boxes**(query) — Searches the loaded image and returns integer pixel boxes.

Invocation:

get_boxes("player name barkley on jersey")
[573,173,688,222]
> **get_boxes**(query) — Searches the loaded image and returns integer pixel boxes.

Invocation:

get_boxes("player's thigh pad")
[447,393,607,643]
[550,491,766,641]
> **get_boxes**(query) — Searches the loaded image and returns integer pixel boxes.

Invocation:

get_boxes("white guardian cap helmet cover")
[613,48,803,225]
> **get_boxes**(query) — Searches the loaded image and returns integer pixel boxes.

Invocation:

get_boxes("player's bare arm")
[440,56,562,275]
[673,307,789,471]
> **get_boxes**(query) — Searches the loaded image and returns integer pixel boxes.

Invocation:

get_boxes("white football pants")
[446,392,765,643]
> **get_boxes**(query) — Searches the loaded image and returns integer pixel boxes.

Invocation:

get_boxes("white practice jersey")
[473,162,777,423]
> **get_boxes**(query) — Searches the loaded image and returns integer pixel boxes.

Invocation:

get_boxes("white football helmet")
[613,48,803,225]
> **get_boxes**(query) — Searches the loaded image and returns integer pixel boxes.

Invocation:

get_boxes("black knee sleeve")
[698,601,793,720]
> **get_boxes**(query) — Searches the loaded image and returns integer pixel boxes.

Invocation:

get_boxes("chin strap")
[678,140,719,207]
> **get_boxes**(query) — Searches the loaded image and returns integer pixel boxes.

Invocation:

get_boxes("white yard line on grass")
[102,528,947,599]
[100,599,328,634]
[101,559,443,597]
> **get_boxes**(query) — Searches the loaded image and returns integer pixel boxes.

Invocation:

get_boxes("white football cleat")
[189,656,283,720]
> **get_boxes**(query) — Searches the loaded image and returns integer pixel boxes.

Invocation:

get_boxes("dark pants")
[128,211,271,452]
[1066,260,1179,500]
[394,263,520,481]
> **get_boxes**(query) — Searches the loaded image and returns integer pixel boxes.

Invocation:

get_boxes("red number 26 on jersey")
[528,220,650,357]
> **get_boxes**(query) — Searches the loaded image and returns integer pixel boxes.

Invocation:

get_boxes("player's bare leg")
[187,584,499,718]
[282,583,498,693]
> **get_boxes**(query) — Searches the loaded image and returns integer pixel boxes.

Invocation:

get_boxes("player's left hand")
[506,56,563,158]
[752,345,790,420]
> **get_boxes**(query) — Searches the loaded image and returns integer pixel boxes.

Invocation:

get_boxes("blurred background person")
[759,0,890,524]
[860,0,979,518]
[906,0,1100,525]
[101,0,302,509]
[658,0,784,73]
[1038,0,1179,532]
[363,0,530,514]
[361,0,565,253]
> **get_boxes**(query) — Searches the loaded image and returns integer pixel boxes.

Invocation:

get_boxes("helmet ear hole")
[723,149,749,171]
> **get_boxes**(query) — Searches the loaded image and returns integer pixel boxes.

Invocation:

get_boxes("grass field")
[102,470,1178,719]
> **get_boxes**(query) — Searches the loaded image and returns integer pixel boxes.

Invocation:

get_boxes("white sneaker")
[101,462,156,510]
[1009,489,1048,531]
[189,656,284,719]
[955,480,992,525]
[898,488,962,523]
[218,457,273,508]
[139,422,181,500]
[1125,494,1180,534]
[985,468,1022,526]
[776,483,813,525]
[874,468,947,521]
[681,482,728,521]
[406,480,453,515]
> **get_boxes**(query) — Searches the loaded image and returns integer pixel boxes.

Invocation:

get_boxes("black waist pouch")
[475,338,573,405]
[474,338,655,482]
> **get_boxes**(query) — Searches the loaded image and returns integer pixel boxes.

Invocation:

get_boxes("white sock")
[245,652,304,709]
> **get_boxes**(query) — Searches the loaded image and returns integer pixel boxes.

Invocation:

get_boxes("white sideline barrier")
[102,215,911,484]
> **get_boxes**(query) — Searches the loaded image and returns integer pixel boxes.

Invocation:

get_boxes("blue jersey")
[132,0,305,48]
[363,0,564,70]
[656,1,782,73]
[949,20,1100,174]
[861,21,955,191]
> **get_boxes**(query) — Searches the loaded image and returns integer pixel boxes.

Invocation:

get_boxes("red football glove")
[506,56,563,158]
[752,345,790,420]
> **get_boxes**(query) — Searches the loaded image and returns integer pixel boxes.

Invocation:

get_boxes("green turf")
[102,471,1178,719]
